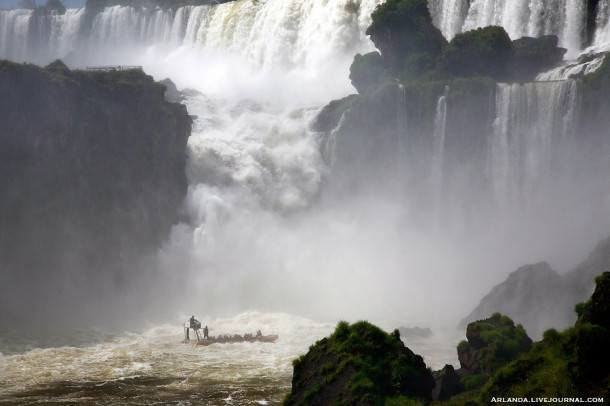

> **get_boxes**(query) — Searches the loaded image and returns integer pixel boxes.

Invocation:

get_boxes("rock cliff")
[0,60,191,327]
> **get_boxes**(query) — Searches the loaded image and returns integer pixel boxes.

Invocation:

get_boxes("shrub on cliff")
[349,51,392,94]
[478,272,610,401]
[438,26,512,80]
[458,313,532,375]
[284,321,434,405]
[366,0,447,70]
[508,35,566,81]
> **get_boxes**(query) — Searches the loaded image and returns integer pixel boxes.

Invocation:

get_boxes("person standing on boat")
[203,325,209,340]
[190,316,201,329]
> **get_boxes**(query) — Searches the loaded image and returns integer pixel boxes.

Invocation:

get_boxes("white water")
[429,0,610,58]
[430,87,448,222]
[0,312,459,403]
[488,80,579,220]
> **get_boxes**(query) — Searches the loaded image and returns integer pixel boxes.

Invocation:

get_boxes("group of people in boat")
[186,315,265,342]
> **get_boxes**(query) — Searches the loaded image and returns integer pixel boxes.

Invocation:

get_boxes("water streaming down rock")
[487,80,579,217]
[430,87,448,218]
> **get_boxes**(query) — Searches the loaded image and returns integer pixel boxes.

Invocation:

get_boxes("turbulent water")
[0,312,459,404]
[1,0,610,403]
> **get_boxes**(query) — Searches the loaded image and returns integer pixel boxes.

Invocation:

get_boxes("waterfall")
[594,0,610,48]
[428,0,610,58]
[430,86,449,216]
[488,80,578,213]
[428,0,469,41]
[0,0,380,70]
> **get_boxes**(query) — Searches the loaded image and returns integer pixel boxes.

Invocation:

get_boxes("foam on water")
[0,312,458,403]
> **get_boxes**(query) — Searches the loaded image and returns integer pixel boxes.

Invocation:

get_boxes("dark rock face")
[0,60,191,327]
[566,235,610,305]
[460,262,572,338]
[310,94,357,133]
[578,272,610,328]
[365,0,447,69]
[285,321,435,405]
[462,237,610,339]
[574,272,610,395]
[479,273,610,401]
[509,35,566,81]
[432,364,463,401]
[439,26,513,79]
[349,52,391,94]
[458,313,532,375]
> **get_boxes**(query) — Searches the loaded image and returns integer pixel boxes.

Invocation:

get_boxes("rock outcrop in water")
[0,60,191,327]
[284,321,435,405]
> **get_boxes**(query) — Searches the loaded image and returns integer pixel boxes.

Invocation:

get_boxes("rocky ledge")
[0,60,192,327]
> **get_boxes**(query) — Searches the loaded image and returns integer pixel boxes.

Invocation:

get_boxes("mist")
[1,0,610,336]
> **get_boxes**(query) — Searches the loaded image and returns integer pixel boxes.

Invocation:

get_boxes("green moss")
[366,0,447,69]
[478,329,578,401]
[438,26,513,80]
[286,321,434,405]
[461,373,487,391]
[350,52,392,94]
[385,396,426,406]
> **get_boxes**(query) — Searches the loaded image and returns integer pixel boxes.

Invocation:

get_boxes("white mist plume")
[1,0,610,333]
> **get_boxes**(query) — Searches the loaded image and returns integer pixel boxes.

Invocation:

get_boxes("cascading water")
[428,0,609,58]
[488,80,579,217]
[429,86,448,220]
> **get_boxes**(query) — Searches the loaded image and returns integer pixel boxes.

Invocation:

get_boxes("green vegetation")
[366,0,447,69]
[478,331,578,400]
[349,52,392,94]
[459,313,532,375]
[438,26,512,79]
[285,321,434,405]
[452,273,610,403]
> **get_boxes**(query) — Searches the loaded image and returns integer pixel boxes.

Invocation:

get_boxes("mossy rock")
[366,0,447,70]
[438,26,512,80]
[349,52,392,94]
[458,313,532,375]
[284,321,434,405]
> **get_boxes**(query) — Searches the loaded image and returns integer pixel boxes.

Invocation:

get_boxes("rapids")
[0,312,459,404]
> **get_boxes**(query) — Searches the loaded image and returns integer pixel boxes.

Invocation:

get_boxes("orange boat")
[194,334,279,346]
